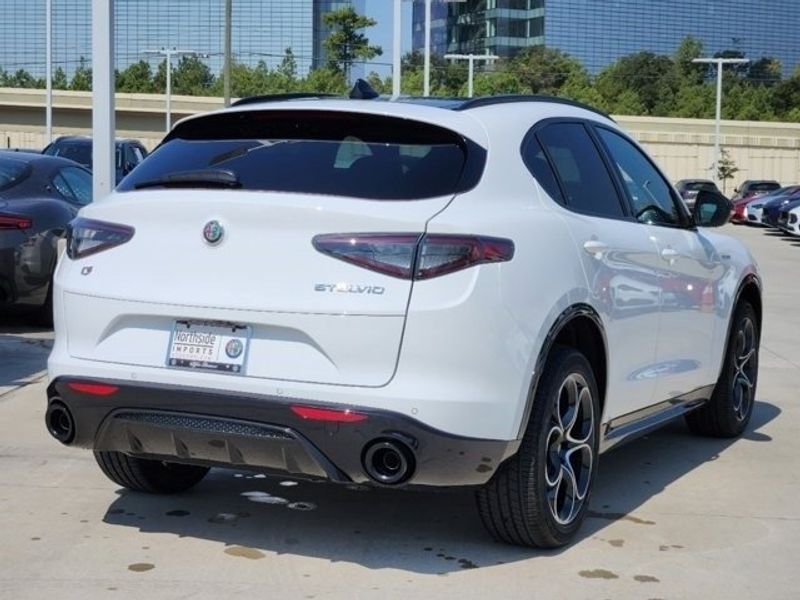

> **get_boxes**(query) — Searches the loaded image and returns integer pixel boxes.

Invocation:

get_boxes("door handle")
[583,240,608,258]
[660,247,680,262]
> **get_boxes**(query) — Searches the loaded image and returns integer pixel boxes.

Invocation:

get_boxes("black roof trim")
[231,93,338,107]
[454,95,614,121]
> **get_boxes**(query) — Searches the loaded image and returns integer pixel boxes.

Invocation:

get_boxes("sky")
[363,0,414,75]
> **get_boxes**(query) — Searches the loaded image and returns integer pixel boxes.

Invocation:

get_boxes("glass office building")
[0,0,364,78]
[413,0,800,75]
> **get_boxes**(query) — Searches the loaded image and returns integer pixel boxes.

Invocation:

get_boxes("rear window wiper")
[133,169,242,190]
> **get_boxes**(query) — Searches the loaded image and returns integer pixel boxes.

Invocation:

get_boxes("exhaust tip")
[362,439,415,485]
[46,400,75,444]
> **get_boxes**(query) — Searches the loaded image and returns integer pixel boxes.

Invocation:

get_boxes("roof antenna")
[349,78,380,100]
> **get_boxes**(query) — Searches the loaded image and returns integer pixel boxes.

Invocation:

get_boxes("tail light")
[0,213,32,230]
[312,233,514,280]
[66,218,134,260]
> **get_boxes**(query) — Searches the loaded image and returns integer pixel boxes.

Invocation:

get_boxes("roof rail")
[231,92,338,108]
[455,95,614,121]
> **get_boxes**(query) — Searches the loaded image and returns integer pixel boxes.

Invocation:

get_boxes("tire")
[476,346,600,548]
[686,301,759,438]
[29,279,54,328]
[94,451,209,494]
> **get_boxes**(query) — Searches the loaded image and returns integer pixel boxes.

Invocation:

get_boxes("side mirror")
[693,189,732,227]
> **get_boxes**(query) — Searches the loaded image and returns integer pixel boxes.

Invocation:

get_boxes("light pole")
[692,57,749,180]
[142,48,204,133]
[223,0,232,107]
[392,0,402,97]
[92,0,114,199]
[444,53,498,97]
[45,0,53,144]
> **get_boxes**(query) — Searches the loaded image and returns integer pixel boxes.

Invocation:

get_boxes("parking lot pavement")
[0,316,52,397]
[0,225,797,600]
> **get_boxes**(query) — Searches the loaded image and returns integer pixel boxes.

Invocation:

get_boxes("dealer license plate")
[166,320,250,374]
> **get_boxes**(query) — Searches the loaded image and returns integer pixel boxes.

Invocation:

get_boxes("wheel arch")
[736,274,763,332]
[516,303,608,439]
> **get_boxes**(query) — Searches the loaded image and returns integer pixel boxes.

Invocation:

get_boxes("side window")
[522,135,563,203]
[59,167,93,205]
[536,123,625,219]
[596,128,683,227]
[51,173,75,201]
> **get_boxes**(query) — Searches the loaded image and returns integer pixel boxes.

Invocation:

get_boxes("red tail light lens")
[66,217,135,260]
[67,381,119,396]
[313,233,514,280]
[291,405,368,423]
[0,213,32,230]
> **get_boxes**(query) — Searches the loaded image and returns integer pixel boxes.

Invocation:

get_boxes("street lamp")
[444,53,499,97]
[142,48,206,132]
[692,57,749,180]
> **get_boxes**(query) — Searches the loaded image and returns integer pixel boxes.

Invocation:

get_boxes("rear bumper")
[46,377,519,488]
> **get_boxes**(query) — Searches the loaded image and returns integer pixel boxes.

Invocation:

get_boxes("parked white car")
[778,204,800,236]
[745,198,768,225]
[46,89,762,548]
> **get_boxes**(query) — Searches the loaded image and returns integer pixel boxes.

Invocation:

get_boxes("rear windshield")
[0,156,31,191]
[749,182,780,192]
[685,181,716,191]
[44,143,124,169]
[44,142,93,167]
[117,110,484,200]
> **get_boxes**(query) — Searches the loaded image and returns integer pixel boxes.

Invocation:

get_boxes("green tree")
[170,55,215,95]
[52,66,68,89]
[278,48,298,79]
[117,60,155,93]
[747,57,781,87]
[70,57,92,91]
[716,148,739,194]
[7,69,43,88]
[596,52,677,115]
[300,66,348,94]
[511,46,586,95]
[323,6,382,79]
[772,67,800,119]
[673,36,706,86]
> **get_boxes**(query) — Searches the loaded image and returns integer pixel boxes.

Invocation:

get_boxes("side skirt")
[600,384,716,453]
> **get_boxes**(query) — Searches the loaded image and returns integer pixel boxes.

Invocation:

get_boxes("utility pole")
[45,0,53,144]
[142,48,205,133]
[444,53,499,97]
[223,0,232,107]
[392,0,402,97]
[692,57,749,180]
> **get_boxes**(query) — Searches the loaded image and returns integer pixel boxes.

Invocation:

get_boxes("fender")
[712,272,763,382]
[516,303,608,440]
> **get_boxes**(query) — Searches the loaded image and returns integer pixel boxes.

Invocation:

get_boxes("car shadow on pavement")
[100,400,780,574]
[0,316,54,391]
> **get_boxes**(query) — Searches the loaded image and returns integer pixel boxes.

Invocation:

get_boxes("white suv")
[46,90,762,548]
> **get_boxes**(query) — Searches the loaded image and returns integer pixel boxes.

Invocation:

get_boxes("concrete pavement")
[0,224,797,599]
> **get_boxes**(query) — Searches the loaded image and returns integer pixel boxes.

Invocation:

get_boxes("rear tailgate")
[60,108,486,387]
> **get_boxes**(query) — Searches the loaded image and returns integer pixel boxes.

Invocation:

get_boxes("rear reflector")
[291,405,368,423]
[312,233,514,280]
[67,382,119,396]
[0,213,32,230]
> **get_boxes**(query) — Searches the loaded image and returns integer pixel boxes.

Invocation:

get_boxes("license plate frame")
[166,320,251,375]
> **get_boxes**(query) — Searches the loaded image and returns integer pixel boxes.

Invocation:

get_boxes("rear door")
[64,110,483,387]
[528,121,662,419]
